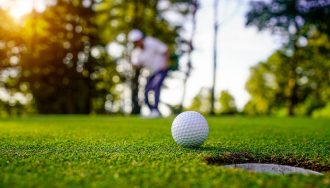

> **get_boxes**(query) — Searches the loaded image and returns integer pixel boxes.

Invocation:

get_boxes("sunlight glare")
[8,0,46,20]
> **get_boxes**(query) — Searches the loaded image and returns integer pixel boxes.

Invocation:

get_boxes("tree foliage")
[1,0,119,114]
[189,89,237,115]
[188,87,211,114]
[245,0,330,116]
[32,0,120,114]
[244,32,330,116]
[217,90,237,115]
[0,9,34,116]
[246,0,330,35]
[0,0,198,115]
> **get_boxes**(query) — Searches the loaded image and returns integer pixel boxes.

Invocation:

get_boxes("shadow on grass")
[186,146,229,153]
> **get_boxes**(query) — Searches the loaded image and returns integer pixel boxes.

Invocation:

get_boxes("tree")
[179,0,199,113]
[294,32,330,115]
[3,0,120,114]
[210,0,219,115]
[188,87,212,114]
[244,55,286,116]
[0,9,33,116]
[217,90,237,115]
[1,0,198,115]
[312,102,330,118]
[245,0,330,116]
[244,32,330,116]
[246,0,330,35]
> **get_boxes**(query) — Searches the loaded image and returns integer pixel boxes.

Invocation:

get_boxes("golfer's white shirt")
[131,37,168,74]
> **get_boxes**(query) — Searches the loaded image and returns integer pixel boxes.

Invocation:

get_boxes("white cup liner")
[223,163,323,175]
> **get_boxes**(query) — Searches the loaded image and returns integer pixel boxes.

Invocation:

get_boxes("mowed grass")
[0,116,329,188]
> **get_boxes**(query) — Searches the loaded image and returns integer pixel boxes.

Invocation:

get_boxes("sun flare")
[5,0,46,20]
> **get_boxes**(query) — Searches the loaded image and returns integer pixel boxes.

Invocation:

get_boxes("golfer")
[128,29,169,118]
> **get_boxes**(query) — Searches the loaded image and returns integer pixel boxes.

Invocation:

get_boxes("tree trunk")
[179,0,199,112]
[287,37,299,116]
[85,74,93,114]
[130,1,144,114]
[131,68,141,114]
[210,0,219,115]
[287,76,298,116]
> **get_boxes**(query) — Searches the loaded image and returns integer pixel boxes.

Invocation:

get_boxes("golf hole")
[205,152,328,175]
[223,163,322,175]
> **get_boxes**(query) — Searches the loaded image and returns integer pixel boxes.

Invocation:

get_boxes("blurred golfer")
[128,29,169,118]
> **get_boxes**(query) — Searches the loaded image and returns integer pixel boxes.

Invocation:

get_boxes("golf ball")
[171,111,209,147]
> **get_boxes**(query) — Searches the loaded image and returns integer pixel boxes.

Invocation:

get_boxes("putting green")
[0,116,329,187]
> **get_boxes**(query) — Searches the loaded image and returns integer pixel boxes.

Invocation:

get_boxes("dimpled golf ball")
[171,111,209,147]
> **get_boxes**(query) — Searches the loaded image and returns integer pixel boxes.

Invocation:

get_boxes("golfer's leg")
[153,70,168,111]
[144,74,155,110]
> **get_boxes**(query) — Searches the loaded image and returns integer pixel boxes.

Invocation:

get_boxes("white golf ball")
[171,111,209,147]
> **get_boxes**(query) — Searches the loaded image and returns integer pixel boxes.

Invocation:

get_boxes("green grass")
[0,116,329,188]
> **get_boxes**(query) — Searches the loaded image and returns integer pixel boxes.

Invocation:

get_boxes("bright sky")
[0,0,46,19]
[162,0,280,109]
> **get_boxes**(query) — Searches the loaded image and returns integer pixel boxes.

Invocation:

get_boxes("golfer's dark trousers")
[144,69,169,111]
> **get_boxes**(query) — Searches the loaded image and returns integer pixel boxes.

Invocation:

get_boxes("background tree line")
[1,0,329,117]
[0,0,196,116]
[189,0,329,117]
[243,0,330,117]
